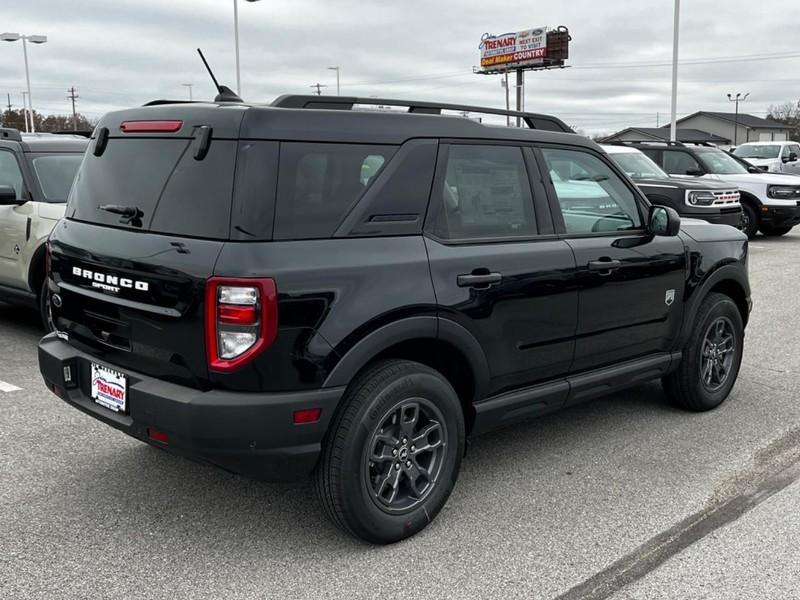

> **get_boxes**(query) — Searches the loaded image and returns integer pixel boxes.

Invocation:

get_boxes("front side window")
[432,144,536,240]
[541,147,642,234]
[274,143,395,240]
[0,150,25,199]
[663,150,702,175]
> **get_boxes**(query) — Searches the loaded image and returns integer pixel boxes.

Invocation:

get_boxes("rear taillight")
[205,277,278,373]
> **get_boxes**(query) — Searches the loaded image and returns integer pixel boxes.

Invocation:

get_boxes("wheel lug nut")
[402,438,408,444]
[406,460,412,468]
[392,448,398,456]
[410,445,416,452]
[395,463,401,470]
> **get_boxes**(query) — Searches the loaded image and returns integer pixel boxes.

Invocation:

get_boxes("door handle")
[587,258,622,275]
[457,271,503,288]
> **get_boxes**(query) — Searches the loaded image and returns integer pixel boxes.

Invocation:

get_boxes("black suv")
[601,143,743,229]
[39,96,751,544]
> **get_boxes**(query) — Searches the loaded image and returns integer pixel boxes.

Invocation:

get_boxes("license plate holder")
[90,363,127,413]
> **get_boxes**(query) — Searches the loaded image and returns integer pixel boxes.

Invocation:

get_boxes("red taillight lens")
[218,304,258,325]
[147,428,169,444]
[293,408,322,425]
[119,120,183,133]
[205,277,278,373]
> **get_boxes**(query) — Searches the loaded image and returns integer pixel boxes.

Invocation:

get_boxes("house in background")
[598,127,729,145]
[599,112,792,148]
[673,112,791,145]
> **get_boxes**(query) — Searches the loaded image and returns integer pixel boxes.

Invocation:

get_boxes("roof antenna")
[197,48,243,103]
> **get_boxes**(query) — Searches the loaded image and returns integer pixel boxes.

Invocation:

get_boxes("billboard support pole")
[515,69,524,127]
[504,71,510,127]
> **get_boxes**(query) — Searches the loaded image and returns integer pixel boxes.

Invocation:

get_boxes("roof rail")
[271,95,575,134]
[0,127,22,141]
[607,140,688,148]
[142,99,200,106]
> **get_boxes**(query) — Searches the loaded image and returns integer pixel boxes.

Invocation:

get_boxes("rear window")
[31,154,83,202]
[274,143,396,240]
[67,138,236,239]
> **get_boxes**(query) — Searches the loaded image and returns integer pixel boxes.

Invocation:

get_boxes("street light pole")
[727,92,749,146]
[21,91,29,133]
[1,32,47,133]
[182,83,194,101]
[328,66,341,95]
[669,0,681,142]
[233,0,261,96]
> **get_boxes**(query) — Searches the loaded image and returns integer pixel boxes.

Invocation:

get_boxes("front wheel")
[741,204,758,239]
[662,293,744,411]
[759,224,792,236]
[314,360,465,544]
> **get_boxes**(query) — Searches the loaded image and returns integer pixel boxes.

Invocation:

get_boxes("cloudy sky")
[3,0,800,134]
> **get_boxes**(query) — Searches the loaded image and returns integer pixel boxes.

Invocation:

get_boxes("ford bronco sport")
[38,96,751,544]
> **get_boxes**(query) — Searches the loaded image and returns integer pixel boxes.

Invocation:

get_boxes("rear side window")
[432,144,536,240]
[274,143,396,240]
[663,150,702,175]
[68,138,237,239]
[31,154,83,202]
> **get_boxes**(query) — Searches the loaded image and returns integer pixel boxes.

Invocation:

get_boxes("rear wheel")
[759,224,792,236]
[662,293,744,411]
[314,359,465,544]
[39,278,54,332]
[741,203,758,239]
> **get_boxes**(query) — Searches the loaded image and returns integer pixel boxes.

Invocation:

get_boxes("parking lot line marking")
[0,380,22,392]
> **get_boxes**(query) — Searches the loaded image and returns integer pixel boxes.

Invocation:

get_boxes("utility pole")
[669,0,680,141]
[310,83,327,96]
[67,87,79,131]
[727,92,749,146]
[4,93,11,127]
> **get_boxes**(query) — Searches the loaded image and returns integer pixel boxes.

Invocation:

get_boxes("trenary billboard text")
[479,27,547,69]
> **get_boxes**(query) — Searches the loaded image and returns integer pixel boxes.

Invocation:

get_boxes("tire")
[662,293,744,411]
[38,278,54,332]
[759,224,792,237]
[741,203,758,239]
[314,359,465,544]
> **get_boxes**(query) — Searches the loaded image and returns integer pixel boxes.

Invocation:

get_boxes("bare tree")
[767,100,800,141]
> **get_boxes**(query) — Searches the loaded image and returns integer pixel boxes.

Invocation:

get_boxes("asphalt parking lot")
[2,231,800,600]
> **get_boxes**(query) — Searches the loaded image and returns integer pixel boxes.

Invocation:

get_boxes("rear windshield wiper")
[98,204,144,226]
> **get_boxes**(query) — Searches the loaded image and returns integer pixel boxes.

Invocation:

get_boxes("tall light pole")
[233,0,261,96]
[1,32,48,133]
[669,0,680,142]
[327,66,341,95]
[21,91,30,132]
[727,92,749,146]
[182,83,194,101]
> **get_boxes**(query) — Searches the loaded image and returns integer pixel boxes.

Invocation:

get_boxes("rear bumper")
[38,334,343,481]
[760,204,800,228]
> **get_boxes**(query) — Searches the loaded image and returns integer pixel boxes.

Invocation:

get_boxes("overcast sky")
[3,0,800,134]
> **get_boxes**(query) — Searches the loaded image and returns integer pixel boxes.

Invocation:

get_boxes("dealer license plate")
[90,363,127,413]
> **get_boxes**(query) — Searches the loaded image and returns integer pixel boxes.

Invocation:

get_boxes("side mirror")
[782,156,791,164]
[790,153,798,162]
[747,165,764,173]
[0,185,21,205]
[648,205,681,237]
[685,168,705,176]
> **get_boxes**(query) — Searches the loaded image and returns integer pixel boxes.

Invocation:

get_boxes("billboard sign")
[480,27,548,69]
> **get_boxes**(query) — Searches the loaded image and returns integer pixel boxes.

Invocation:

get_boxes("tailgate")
[49,220,223,389]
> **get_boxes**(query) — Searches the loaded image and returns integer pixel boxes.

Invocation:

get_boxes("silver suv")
[0,128,87,327]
